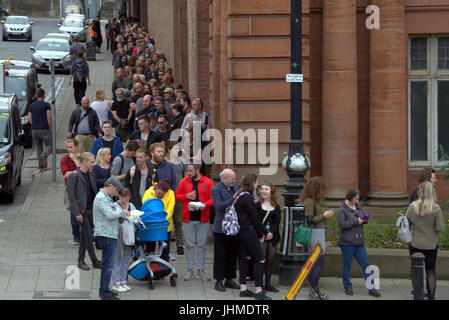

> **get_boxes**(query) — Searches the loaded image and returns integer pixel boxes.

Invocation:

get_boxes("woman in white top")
[91,89,113,127]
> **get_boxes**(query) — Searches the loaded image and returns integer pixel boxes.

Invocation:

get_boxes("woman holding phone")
[336,188,380,298]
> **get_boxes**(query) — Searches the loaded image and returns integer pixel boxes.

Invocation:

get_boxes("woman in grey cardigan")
[337,188,380,298]
[407,181,445,300]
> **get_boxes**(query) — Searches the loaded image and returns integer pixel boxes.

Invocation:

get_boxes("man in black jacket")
[66,152,101,271]
[123,148,155,210]
[67,97,102,153]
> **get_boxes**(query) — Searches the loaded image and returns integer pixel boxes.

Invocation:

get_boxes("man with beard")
[111,88,132,142]
[175,163,214,281]
[149,142,177,191]
[123,148,154,210]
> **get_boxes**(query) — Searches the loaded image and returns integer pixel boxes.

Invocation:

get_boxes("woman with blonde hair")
[92,147,112,189]
[300,176,334,300]
[91,89,113,127]
[407,181,445,300]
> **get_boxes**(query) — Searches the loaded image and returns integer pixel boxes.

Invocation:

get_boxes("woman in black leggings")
[234,173,271,300]
[256,182,281,293]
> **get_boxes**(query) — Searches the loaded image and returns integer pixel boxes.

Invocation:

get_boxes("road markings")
[45,77,65,102]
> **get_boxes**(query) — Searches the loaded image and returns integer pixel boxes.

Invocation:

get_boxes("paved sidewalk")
[1,33,448,301]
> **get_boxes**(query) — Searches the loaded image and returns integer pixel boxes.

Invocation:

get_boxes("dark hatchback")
[0,94,25,202]
[1,60,40,148]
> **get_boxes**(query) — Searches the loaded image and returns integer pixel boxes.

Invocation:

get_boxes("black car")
[0,94,26,203]
[1,60,40,148]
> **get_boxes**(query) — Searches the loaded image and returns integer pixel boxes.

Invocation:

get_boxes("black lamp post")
[278,0,311,287]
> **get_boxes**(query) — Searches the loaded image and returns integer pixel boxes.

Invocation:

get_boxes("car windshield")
[6,17,28,24]
[36,41,70,52]
[4,77,27,100]
[61,19,83,28]
[0,112,11,146]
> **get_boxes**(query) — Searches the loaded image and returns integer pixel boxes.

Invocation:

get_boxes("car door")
[11,98,24,184]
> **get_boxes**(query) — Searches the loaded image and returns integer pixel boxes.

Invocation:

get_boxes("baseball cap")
[105,177,123,190]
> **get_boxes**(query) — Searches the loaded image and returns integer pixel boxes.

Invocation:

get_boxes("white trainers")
[184,269,194,281]
[111,285,127,293]
[169,254,176,261]
[122,284,131,291]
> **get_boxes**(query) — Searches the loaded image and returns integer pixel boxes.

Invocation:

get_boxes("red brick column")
[367,0,409,206]
[321,0,358,206]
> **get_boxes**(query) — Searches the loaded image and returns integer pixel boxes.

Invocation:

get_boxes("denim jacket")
[93,189,123,239]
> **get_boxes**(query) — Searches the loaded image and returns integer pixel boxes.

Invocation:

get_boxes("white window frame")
[408,34,449,169]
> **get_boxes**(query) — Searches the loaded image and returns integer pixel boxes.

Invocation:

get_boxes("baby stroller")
[128,198,177,289]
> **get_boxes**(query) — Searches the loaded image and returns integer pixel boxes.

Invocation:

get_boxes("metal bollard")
[411,252,425,300]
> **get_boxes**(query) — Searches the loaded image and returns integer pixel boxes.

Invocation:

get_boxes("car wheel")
[16,173,21,187]
[28,34,32,42]
[2,35,6,41]
[25,137,32,148]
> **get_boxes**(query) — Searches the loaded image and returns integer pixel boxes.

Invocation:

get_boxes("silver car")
[44,32,73,45]
[1,16,33,41]
[30,38,72,73]
[58,18,88,42]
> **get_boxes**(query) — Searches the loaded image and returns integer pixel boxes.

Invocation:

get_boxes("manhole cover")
[33,291,90,299]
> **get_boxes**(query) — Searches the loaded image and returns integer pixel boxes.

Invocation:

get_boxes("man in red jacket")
[175,163,214,282]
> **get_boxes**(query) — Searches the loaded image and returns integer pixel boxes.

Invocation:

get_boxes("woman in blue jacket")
[337,188,381,298]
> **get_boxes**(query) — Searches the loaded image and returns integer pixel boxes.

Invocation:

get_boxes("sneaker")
[239,289,255,298]
[111,285,127,293]
[254,291,272,300]
[309,288,329,300]
[264,283,279,293]
[169,254,176,261]
[122,284,131,291]
[72,240,79,245]
[197,270,211,281]
[224,279,240,290]
[184,269,194,281]
[411,290,429,298]
[177,246,184,255]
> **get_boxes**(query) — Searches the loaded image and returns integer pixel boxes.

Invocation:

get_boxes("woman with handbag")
[111,187,136,293]
[337,188,381,298]
[300,177,334,300]
[235,173,271,300]
[407,181,445,300]
[256,182,281,293]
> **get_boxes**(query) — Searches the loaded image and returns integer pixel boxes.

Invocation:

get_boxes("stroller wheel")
[170,275,177,287]
[149,278,155,290]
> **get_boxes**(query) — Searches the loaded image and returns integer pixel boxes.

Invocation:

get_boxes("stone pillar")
[367,0,409,207]
[321,0,358,206]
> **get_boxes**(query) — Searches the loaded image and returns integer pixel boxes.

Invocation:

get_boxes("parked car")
[1,15,33,41]
[30,38,72,73]
[44,32,73,45]
[58,17,88,42]
[0,93,26,203]
[0,59,40,148]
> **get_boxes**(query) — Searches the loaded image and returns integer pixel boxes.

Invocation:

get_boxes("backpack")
[73,62,86,83]
[396,208,412,243]
[222,191,249,236]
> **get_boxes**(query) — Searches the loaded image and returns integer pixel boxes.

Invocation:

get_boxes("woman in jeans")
[300,176,334,300]
[111,187,136,293]
[407,181,445,300]
[337,188,381,297]
[61,139,80,245]
[235,173,271,301]
[256,182,281,293]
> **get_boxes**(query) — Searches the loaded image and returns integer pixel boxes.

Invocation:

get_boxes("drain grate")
[33,291,91,299]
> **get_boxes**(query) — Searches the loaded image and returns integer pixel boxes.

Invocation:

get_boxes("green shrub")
[324,209,449,250]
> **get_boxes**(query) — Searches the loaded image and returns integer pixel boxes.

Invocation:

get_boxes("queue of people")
[61,13,447,301]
